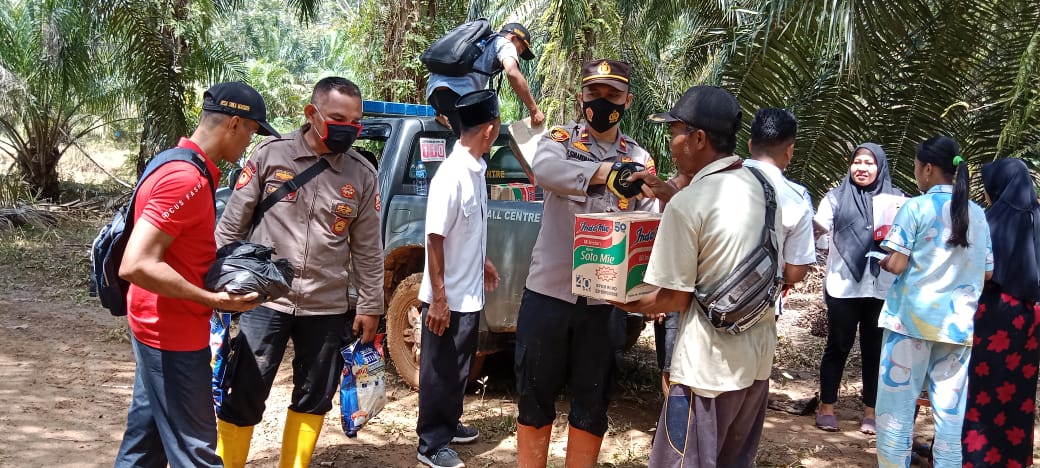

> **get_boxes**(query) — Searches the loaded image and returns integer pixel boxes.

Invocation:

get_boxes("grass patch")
[102,323,131,343]
[0,176,38,205]
[0,215,105,303]
[467,389,519,440]
[614,329,664,405]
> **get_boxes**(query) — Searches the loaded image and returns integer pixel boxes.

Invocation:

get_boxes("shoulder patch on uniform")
[346,150,377,174]
[551,127,570,141]
[549,127,570,142]
[234,160,257,190]
[264,182,297,203]
[645,157,657,175]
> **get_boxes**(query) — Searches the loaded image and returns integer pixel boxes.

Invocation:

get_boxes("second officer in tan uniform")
[514,60,657,468]
[213,77,384,468]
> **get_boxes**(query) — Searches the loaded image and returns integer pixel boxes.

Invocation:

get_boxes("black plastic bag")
[205,241,294,303]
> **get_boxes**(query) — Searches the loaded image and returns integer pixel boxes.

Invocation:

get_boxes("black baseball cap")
[648,85,742,136]
[456,90,500,128]
[500,23,535,61]
[202,82,280,137]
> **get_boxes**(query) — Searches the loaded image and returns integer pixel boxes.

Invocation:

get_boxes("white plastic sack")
[339,334,388,437]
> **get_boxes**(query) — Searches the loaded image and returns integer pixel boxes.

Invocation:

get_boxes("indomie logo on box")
[572,212,661,302]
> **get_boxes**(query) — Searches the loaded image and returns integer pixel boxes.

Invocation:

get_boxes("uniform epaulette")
[346,149,378,174]
[252,134,292,152]
[620,134,642,149]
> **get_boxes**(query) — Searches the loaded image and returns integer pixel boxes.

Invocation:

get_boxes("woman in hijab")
[961,158,1040,467]
[814,143,902,434]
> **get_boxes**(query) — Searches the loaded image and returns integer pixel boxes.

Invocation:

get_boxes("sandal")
[815,413,839,432]
[860,417,876,435]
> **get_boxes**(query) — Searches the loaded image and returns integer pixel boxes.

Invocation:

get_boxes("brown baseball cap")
[581,59,631,91]
[500,23,535,61]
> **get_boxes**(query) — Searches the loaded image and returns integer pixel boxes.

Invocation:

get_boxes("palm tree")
[100,0,247,175]
[336,0,470,103]
[486,0,1040,199]
[101,0,331,174]
[0,0,341,199]
[0,0,122,200]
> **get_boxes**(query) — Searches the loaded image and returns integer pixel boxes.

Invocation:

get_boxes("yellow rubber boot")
[564,425,603,468]
[279,410,325,468]
[516,423,552,468]
[216,419,254,468]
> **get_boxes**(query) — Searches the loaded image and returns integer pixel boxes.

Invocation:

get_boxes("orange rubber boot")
[516,423,552,468]
[564,425,603,468]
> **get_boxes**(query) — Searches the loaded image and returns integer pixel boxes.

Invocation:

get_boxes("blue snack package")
[209,312,234,410]
[340,334,388,437]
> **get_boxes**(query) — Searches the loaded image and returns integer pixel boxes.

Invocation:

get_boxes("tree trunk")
[136,116,155,178]
[17,146,61,201]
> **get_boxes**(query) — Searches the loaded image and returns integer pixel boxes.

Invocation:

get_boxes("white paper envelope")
[507,118,546,184]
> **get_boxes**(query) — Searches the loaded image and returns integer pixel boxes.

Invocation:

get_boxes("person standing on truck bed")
[426,22,545,136]
[212,76,385,468]
[415,89,502,468]
[514,59,657,468]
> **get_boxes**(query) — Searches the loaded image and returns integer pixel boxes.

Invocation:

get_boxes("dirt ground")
[0,219,898,468]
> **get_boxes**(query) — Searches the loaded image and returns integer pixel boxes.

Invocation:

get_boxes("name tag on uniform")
[566,151,596,163]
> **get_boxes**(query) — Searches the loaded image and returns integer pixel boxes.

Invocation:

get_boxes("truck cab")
[219,101,645,389]
[360,103,548,388]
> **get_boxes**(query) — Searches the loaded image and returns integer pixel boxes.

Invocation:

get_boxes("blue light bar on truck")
[363,100,437,117]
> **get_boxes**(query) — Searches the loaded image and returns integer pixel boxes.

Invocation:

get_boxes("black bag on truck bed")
[420,18,498,77]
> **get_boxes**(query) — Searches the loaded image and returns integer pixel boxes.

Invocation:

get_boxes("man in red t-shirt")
[113,82,279,468]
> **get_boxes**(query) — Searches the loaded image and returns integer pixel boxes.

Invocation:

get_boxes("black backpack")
[694,166,784,335]
[420,18,499,77]
[89,148,215,316]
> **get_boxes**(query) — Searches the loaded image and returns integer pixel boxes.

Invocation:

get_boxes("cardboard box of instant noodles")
[490,183,536,201]
[572,212,661,302]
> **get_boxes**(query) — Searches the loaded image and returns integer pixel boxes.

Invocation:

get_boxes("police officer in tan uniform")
[213,77,384,468]
[514,60,657,468]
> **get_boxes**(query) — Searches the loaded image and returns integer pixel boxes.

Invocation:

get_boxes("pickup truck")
[220,101,645,389]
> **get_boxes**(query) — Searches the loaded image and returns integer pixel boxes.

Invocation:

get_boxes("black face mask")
[582,98,625,132]
[313,106,362,154]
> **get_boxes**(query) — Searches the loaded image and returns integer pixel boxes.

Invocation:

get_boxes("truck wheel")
[387,272,424,389]
[386,272,490,390]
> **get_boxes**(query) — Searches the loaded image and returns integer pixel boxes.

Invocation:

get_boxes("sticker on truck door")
[419,138,447,162]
